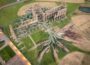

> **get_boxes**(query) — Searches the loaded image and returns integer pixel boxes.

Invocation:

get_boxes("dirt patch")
[17,2,57,16]
[59,51,90,65]
[72,15,90,31]
[69,15,90,51]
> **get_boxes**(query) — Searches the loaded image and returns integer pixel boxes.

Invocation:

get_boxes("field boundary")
[0,0,25,10]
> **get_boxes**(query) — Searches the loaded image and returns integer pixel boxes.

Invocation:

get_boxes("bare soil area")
[71,15,90,31]
[59,52,90,65]
[70,15,90,51]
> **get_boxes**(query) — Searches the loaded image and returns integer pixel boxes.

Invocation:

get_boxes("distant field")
[0,0,16,7]
[0,0,35,35]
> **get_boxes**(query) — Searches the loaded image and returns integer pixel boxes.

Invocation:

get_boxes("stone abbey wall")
[9,4,67,42]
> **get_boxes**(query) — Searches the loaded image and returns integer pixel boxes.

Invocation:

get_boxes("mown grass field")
[67,3,79,15]
[0,0,35,35]
[0,46,15,62]
[0,0,16,7]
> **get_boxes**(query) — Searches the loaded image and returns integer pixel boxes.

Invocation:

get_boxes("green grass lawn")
[0,0,16,7]
[52,18,70,28]
[0,3,23,27]
[0,3,25,36]
[0,1,35,35]
[0,0,35,27]
[30,30,48,43]
[0,46,15,62]
[67,3,79,16]
[20,30,48,48]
